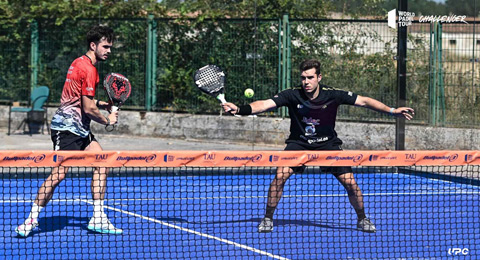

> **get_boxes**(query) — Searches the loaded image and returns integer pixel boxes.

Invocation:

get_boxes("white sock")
[93,200,105,219]
[27,203,43,222]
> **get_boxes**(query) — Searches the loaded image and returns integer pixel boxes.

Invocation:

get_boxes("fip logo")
[164,154,174,162]
[369,155,379,161]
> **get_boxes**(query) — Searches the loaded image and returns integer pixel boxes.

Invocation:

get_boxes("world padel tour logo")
[388,9,467,29]
[3,154,46,163]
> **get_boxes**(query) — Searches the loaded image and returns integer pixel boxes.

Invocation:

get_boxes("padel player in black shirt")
[222,59,414,233]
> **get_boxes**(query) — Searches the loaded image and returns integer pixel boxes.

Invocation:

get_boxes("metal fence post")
[395,0,407,150]
[30,19,39,93]
[146,14,157,111]
[429,22,437,125]
[280,13,290,117]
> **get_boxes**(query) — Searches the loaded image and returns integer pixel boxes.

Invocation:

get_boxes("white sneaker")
[258,217,274,233]
[87,216,123,235]
[357,218,376,233]
[15,218,39,237]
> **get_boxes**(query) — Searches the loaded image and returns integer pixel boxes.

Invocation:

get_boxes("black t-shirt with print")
[271,84,358,149]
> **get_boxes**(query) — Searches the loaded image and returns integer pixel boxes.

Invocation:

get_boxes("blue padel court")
[1,167,479,259]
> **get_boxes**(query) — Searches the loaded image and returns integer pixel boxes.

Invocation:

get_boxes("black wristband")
[237,105,252,115]
[96,100,100,108]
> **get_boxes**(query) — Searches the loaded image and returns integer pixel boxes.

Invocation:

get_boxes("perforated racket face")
[194,65,225,96]
[104,73,132,106]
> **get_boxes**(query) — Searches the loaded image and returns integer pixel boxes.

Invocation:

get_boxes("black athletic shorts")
[51,129,97,151]
[284,142,352,176]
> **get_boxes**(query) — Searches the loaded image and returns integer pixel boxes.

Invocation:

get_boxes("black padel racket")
[194,65,229,105]
[103,72,132,131]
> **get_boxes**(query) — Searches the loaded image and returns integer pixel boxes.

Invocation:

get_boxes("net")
[1,150,479,259]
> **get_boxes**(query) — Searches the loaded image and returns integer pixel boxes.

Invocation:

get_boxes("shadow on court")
[14,216,90,238]
[193,217,357,232]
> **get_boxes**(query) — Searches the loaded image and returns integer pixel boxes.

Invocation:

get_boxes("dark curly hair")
[86,25,114,49]
[299,59,321,75]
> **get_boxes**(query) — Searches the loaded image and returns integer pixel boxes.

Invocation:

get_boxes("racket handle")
[216,93,227,104]
[217,93,233,113]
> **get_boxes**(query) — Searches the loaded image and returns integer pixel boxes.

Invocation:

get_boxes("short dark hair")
[86,25,114,49]
[299,59,321,75]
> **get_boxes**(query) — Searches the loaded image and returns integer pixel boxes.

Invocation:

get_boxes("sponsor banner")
[414,151,469,166]
[1,151,480,167]
[0,151,49,167]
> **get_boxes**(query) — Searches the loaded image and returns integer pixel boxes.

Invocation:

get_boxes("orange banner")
[0,150,480,167]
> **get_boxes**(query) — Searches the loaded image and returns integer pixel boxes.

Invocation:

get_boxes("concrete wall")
[2,105,479,150]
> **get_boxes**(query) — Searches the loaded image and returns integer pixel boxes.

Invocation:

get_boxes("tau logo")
[307,154,319,160]
[204,154,216,160]
[448,248,469,255]
[34,154,46,163]
[95,154,108,161]
[405,154,416,160]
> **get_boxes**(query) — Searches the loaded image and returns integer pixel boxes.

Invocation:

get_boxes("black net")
[1,164,479,259]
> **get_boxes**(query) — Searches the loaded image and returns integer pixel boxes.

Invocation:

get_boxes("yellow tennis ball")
[244,88,254,98]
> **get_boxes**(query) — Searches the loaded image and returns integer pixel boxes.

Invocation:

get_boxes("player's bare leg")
[258,167,295,232]
[86,141,122,234]
[335,172,376,233]
[16,166,69,237]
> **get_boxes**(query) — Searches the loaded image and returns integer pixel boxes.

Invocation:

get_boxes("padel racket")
[103,72,132,131]
[194,65,229,106]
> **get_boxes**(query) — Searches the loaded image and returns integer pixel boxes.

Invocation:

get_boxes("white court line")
[1,190,479,203]
[102,190,480,201]
[79,199,290,260]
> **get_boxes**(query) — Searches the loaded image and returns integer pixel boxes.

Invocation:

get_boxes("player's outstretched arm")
[222,99,277,116]
[354,95,415,120]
